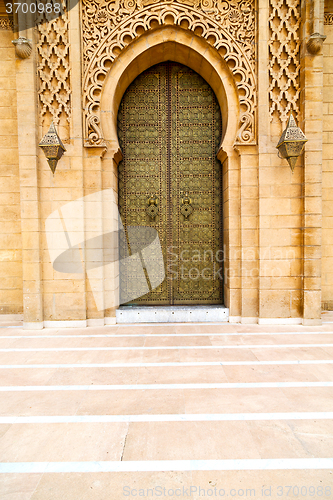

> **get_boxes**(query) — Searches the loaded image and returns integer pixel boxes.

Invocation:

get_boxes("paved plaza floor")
[0,314,333,499]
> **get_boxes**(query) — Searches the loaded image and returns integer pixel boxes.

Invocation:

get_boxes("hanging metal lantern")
[39,121,66,174]
[276,114,308,173]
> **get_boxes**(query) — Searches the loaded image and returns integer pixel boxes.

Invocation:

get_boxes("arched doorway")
[118,61,223,306]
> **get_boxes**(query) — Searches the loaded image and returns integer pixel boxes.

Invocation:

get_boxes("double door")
[118,62,223,305]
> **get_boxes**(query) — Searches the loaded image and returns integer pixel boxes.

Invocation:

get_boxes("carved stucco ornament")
[81,0,257,148]
[324,13,333,25]
[268,0,301,127]
[37,1,71,126]
[0,16,14,30]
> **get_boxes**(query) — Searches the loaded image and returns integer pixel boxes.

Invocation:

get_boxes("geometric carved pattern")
[268,0,301,127]
[324,13,333,24]
[82,0,256,146]
[0,16,14,30]
[37,1,71,125]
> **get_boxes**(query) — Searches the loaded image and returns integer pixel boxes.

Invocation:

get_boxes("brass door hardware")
[146,194,158,219]
[180,191,193,219]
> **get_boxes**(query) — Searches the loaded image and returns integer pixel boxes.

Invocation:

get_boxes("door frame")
[98,26,247,319]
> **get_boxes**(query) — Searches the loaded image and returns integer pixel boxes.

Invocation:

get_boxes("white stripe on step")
[0,412,332,424]
[0,359,332,369]
[0,343,332,352]
[1,331,332,338]
[0,382,332,391]
[0,458,333,473]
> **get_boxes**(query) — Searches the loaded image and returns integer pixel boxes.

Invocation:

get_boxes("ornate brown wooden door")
[118,62,223,305]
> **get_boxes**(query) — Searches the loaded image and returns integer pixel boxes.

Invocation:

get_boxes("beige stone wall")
[1,0,331,326]
[257,0,303,321]
[322,21,333,310]
[258,151,303,320]
[0,22,23,315]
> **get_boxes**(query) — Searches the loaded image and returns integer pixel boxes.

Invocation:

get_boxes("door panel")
[169,63,222,304]
[118,64,170,305]
[118,62,223,306]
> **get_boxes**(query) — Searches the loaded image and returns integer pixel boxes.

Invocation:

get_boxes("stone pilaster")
[15,17,43,329]
[238,145,259,324]
[301,0,324,325]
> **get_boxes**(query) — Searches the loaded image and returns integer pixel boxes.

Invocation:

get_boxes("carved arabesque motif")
[82,0,256,146]
[324,13,333,24]
[37,1,71,125]
[0,16,13,30]
[268,0,301,127]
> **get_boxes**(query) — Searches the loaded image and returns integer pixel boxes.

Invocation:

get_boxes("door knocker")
[180,191,193,219]
[146,194,158,220]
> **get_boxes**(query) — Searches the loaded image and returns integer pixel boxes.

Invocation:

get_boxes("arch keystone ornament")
[81,0,257,148]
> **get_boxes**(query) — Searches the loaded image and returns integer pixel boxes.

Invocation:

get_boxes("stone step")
[116,306,229,323]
